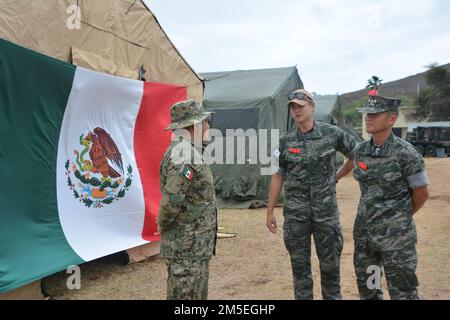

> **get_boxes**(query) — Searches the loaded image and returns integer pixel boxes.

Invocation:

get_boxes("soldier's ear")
[387,112,398,125]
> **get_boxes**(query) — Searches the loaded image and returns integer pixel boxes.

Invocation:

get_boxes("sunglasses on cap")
[287,92,312,102]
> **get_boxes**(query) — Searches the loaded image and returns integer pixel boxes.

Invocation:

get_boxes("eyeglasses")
[287,92,312,101]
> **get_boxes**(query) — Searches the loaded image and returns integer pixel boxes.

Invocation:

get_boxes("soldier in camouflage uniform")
[267,89,358,300]
[158,99,218,300]
[353,95,429,300]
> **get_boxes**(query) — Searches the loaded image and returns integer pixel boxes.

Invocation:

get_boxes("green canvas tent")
[201,66,303,208]
[314,94,338,123]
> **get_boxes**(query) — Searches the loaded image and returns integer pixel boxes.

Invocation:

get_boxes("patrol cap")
[165,99,214,131]
[359,95,401,114]
[287,89,315,107]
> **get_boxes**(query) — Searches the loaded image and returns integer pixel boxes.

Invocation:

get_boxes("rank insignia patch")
[358,161,368,171]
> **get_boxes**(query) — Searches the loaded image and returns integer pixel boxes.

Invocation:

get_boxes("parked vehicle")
[406,126,450,157]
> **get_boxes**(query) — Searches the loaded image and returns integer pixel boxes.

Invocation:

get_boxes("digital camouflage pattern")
[158,137,218,300]
[354,242,418,300]
[165,258,210,300]
[359,95,401,114]
[165,99,213,130]
[159,138,218,259]
[277,121,357,300]
[353,132,427,300]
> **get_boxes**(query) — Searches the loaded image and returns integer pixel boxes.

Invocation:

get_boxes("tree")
[340,96,367,128]
[416,88,433,119]
[416,64,450,121]
[366,75,383,93]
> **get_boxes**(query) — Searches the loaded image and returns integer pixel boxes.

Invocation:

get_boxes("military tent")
[314,94,338,124]
[201,66,303,208]
[0,0,203,101]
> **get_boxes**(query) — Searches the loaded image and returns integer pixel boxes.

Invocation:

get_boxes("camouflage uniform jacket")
[158,138,218,260]
[277,122,357,208]
[352,132,429,251]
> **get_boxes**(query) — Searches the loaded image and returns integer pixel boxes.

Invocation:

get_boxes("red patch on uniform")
[288,147,301,154]
[358,161,368,171]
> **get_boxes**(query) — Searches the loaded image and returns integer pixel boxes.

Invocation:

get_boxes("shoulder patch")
[181,165,195,181]
[273,148,280,158]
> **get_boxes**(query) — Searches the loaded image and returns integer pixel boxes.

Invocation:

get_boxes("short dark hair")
[387,111,399,116]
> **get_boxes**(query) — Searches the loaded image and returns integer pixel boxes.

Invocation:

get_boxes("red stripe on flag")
[134,82,187,242]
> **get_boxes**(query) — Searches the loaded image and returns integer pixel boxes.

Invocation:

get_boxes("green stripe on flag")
[0,38,84,292]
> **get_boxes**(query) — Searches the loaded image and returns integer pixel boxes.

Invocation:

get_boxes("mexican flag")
[0,38,187,292]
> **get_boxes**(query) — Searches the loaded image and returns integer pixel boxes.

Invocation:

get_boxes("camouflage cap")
[165,99,213,131]
[359,95,401,114]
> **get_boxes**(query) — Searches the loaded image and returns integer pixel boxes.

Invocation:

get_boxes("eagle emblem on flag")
[65,127,133,208]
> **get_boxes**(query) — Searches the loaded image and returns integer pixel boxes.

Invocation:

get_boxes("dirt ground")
[44,158,450,300]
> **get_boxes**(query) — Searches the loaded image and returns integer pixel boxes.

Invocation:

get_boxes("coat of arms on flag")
[65,127,133,208]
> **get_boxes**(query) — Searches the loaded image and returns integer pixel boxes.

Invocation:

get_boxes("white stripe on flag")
[56,67,148,261]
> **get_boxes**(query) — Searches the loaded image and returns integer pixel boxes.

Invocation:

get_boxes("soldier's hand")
[267,212,277,234]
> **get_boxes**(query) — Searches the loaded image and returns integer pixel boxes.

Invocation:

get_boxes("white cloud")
[145,0,450,94]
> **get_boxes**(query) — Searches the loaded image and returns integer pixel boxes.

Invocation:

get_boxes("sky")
[144,0,450,94]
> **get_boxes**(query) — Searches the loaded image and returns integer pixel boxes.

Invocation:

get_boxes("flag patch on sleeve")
[182,165,194,181]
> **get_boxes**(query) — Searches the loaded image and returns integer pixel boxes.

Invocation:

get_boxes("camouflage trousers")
[164,258,210,300]
[283,215,343,300]
[353,240,419,300]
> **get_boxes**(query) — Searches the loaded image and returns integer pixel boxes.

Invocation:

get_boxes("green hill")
[339,63,450,108]
[336,62,450,127]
